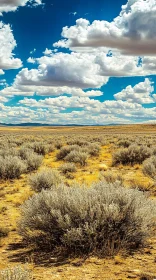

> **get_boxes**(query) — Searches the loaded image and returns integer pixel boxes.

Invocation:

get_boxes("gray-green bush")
[113,144,151,165]
[18,181,156,256]
[59,163,77,174]
[19,148,43,172]
[65,150,88,166]
[0,156,27,180]
[29,168,62,192]
[142,156,156,180]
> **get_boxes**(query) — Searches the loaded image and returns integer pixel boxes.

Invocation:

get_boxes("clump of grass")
[0,156,27,180]
[29,168,62,192]
[18,181,156,257]
[0,265,33,280]
[113,145,151,165]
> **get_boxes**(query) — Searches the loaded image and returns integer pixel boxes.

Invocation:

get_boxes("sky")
[0,0,156,125]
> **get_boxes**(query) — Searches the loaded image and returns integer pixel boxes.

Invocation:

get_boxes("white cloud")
[54,0,156,56]
[19,96,142,114]
[0,0,43,15]
[0,22,22,71]
[8,52,109,90]
[1,50,156,100]
[0,97,155,124]
[0,96,8,103]
[114,78,155,104]
[0,82,103,98]
[27,57,36,64]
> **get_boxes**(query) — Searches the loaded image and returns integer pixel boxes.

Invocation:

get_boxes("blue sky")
[0,0,156,124]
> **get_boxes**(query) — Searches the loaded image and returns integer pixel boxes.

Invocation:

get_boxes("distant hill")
[0,123,124,127]
[0,123,86,127]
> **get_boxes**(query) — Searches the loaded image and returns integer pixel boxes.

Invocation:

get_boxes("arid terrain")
[0,124,156,280]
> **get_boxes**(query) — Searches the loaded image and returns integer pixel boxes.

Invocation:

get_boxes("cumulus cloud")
[15,95,156,124]
[0,82,103,98]
[0,0,43,15]
[54,0,156,56]
[0,22,22,71]
[19,96,142,114]
[2,50,156,100]
[0,95,155,124]
[114,78,155,104]
[1,50,156,101]
[5,52,109,92]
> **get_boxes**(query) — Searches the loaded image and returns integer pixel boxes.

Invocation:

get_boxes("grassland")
[0,124,156,280]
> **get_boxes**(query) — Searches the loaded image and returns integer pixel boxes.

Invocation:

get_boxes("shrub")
[65,150,88,166]
[55,141,63,149]
[113,145,151,165]
[56,145,79,160]
[117,139,131,148]
[25,153,43,172]
[142,156,156,180]
[19,148,43,172]
[0,266,33,280]
[59,163,77,174]
[152,147,156,156]
[0,148,18,158]
[31,142,48,155]
[29,168,62,192]
[18,147,33,160]
[18,182,156,257]
[87,143,101,156]
[0,156,27,180]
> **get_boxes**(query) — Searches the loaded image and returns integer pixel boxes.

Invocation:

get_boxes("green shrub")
[0,156,27,180]
[29,168,62,192]
[18,182,156,256]
[0,266,33,280]
[113,145,151,165]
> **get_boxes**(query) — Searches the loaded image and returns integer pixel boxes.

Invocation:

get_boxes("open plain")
[0,124,156,280]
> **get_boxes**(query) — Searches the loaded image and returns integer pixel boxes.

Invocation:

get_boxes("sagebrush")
[19,181,156,256]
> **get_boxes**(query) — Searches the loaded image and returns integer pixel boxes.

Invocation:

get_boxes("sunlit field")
[0,125,156,280]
